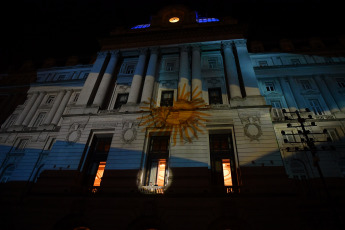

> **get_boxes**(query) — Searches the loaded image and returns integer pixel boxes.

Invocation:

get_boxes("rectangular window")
[73,93,80,102]
[15,139,29,151]
[125,65,135,74]
[7,114,18,127]
[33,112,46,127]
[165,62,175,71]
[209,134,237,193]
[208,58,217,69]
[160,91,174,107]
[327,129,339,142]
[291,58,301,65]
[208,88,222,104]
[145,136,170,189]
[265,82,275,91]
[84,135,112,191]
[258,60,268,67]
[309,99,323,115]
[271,101,283,118]
[46,95,55,104]
[300,80,312,90]
[114,93,129,109]
[336,78,345,88]
[57,75,66,81]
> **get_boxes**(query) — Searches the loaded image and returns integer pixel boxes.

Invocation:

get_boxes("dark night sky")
[1,0,343,71]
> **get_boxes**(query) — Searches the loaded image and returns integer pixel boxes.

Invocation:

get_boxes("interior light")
[169,17,180,23]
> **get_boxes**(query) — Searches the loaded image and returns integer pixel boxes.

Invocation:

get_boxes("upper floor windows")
[208,88,222,105]
[33,112,46,127]
[120,62,137,75]
[72,93,80,103]
[15,139,29,151]
[165,62,175,72]
[125,65,135,74]
[308,99,323,115]
[208,58,217,69]
[300,80,312,90]
[290,58,301,65]
[258,60,268,67]
[160,91,174,107]
[114,93,129,109]
[336,78,345,88]
[46,95,55,104]
[265,82,275,91]
[6,114,18,127]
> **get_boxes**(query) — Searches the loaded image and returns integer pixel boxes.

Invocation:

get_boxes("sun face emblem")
[138,84,210,145]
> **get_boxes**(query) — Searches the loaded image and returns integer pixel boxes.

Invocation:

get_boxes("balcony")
[139,186,165,194]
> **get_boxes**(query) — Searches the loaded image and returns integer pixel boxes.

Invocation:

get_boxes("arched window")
[0,164,15,183]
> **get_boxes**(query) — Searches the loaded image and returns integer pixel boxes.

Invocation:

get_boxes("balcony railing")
[139,186,165,194]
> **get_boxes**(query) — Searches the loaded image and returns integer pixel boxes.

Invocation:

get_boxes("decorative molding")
[97,51,108,57]
[233,39,247,47]
[150,47,159,55]
[239,113,262,141]
[109,50,120,57]
[244,123,263,141]
[179,45,189,53]
[139,47,148,55]
[122,127,137,143]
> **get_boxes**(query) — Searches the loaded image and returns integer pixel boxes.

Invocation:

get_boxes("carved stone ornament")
[122,127,137,143]
[66,122,83,143]
[244,123,263,141]
[66,130,81,143]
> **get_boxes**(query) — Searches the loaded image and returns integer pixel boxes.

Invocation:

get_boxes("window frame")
[300,79,312,90]
[265,82,275,91]
[209,133,238,193]
[308,99,323,115]
[114,93,129,109]
[160,90,174,107]
[144,136,170,188]
[33,112,47,127]
[208,87,223,105]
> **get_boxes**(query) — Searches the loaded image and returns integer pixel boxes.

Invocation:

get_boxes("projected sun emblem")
[138,84,210,145]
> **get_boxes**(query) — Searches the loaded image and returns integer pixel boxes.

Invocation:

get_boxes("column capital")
[149,47,159,55]
[97,51,108,57]
[222,41,233,49]
[108,50,120,57]
[179,45,190,52]
[191,44,201,52]
[233,39,247,47]
[138,47,148,55]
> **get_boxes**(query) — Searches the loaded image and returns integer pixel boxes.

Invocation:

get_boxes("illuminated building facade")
[1,5,345,230]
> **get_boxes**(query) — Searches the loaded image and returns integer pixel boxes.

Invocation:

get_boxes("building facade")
[1,5,344,230]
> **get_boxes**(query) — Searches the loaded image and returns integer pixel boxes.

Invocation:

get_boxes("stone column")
[323,76,345,112]
[22,91,46,126]
[93,50,119,106]
[76,51,108,105]
[191,44,203,100]
[51,90,72,125]
[278,77,298,112]
[127,48,148,104]
[141,47,159,103]
[222,41,242,99]
[314,75,340,113]
[43,90,65,125]
[287,77,307,110]
[234,39,261,96]
[15,92,39,126]
[178,45,191,100]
